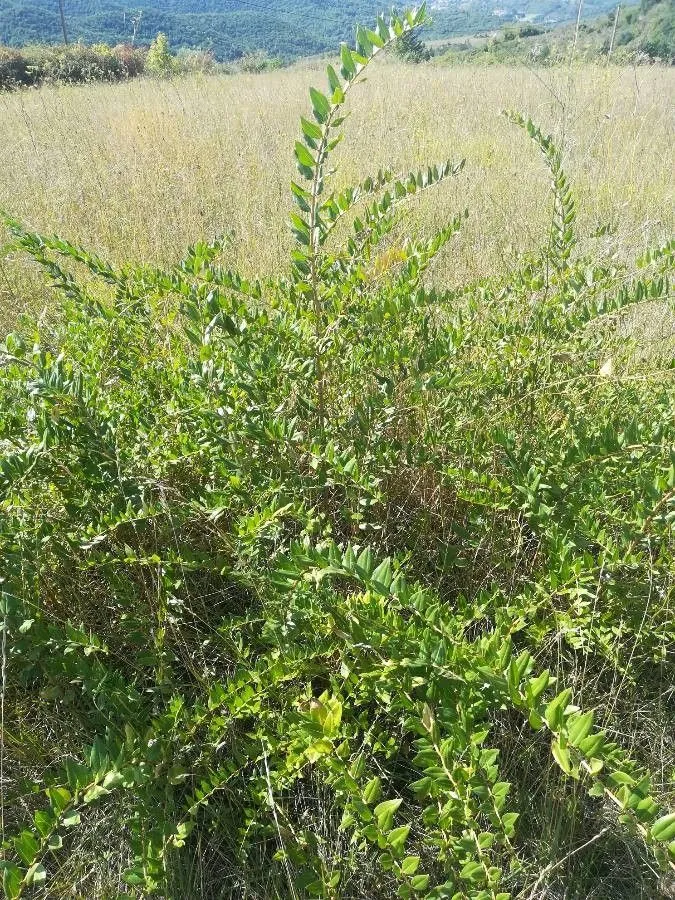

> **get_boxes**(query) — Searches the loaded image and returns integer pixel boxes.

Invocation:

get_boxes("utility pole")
[573,0,584,52]
[131,10,144,46]
[58,0,69,45]
[607,5,621,63]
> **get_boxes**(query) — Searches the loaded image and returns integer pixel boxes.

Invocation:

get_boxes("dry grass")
[0,61,673,330]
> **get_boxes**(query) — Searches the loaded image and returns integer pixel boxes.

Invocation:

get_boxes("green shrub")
[238,48,283,72]
[24,42,125,84]
[0,6,673,899]
[146,32,176,77]
[0,42,147,90]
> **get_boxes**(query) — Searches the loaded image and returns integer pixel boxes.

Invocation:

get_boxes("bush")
[0,42,147,90]
[238,49,283,72]
[26,43,125,84]
[0,47,30,88]
[0,7,673,899]
[113,42,146,78]
[175,48,217,74]
[146,32,176,76]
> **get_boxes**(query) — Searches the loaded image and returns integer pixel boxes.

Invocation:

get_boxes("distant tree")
[394,29,431,62]
[146,32,175,76]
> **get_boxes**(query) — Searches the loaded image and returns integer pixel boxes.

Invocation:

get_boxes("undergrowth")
[0,7,673,899]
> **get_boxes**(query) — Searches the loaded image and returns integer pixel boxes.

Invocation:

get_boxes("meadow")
[0,13,674,899]
[1,61,673,329]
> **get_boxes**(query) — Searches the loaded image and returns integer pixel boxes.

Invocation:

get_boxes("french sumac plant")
[0,6,673,899]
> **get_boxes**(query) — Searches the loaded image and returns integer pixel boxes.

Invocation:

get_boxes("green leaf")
[47,786,71,813]
[400,856,420,875]
[408,776,432,798]
[300,117,322,144]
[326,64,341,93]
[609,771,635,786]
[478,831,495,849]
[545,688,573,731]
[651,813,675,842]
[498,637,512,669]
[290,181,311,212]
[388,824,410,853]
[305,738,333,762]
[502,811,519,836]
[33,809,55,838]
[64,759,90,791]
[340,44,357,79]
[290,213,310,246]
[1,864,22,900]
[371,557,392,593]
[414,3,429,25]
[588,758,604,776]
[342,544,357,571]
[294,142,316,170]
[363,776,382,805]
[365,28,385,49]
[528,709,544,730]
[356,25,373,57]
[102,770,125,790]
[527,669,550,705]
[459,860,484,883]
[568,711,594,746]
[14,831,39,866]
[374,798,402,831]
[309,87,331,124]
[356,547,374,578]
[551,739,572,775]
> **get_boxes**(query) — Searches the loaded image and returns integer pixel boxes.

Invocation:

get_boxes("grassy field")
[1,61,673,330]
[0,39,674,900]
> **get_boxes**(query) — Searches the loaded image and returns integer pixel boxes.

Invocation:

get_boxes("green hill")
[437,0,675,63]
[0,0,620,60]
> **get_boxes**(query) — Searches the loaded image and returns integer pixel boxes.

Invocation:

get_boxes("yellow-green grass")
[0,62,673,332]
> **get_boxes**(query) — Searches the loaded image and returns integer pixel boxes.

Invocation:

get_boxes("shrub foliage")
[0,6,673,898]
[0,41,145,89]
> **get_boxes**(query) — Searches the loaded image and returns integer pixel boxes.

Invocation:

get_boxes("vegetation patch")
[0,6,673,899]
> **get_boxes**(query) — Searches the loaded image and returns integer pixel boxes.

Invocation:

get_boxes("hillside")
[0,0,619,59]
[438,0,675,63]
